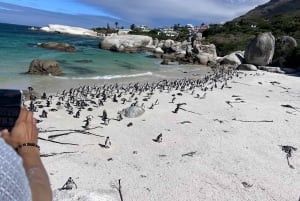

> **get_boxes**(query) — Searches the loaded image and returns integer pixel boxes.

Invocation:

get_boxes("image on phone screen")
[0,89,22,131]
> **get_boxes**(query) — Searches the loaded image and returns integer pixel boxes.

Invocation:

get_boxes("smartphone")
[0,89,22,131]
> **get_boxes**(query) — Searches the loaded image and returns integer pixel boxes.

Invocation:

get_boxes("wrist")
[16,143,40,156]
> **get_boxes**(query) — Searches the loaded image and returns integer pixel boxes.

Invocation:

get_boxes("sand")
[26,69,300,201]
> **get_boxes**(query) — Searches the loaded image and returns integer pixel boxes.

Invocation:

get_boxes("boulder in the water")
[28,59,62,76]
[38,42,76,52]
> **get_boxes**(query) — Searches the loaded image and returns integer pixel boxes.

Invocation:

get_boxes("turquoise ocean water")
[0,23,165,88]
[0,23,211,92]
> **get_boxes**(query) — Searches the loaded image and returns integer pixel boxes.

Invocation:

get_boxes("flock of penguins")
[25,68,243,146]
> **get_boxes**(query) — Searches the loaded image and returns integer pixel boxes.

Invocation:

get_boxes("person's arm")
[1,107,52,201]
[18,146,52,201]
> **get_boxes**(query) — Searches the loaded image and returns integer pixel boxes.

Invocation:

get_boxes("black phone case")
[0,89,22,131]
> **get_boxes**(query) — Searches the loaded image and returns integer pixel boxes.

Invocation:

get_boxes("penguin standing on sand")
[153,133,163,143]
[104,136,111,148]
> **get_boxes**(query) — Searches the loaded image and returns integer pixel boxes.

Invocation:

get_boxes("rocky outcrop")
[244,32,275,66]
[98,34,217,66]
[220,51,244,66]
[194,44,217,60]
[191,33,203,46]
[40,24,98,37]
[217,33,299,73]
[38,42,76,52]
[99,35,153,53]
[196,54,210,65]
[28,59,62,76]
[273,36,298,67]
[153,47,164,54]
[154,38,217,65]
[177,43,217,65]
[161,59,169,65]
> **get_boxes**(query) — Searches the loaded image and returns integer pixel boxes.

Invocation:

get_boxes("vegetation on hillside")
[92,0,300,67]
[203,12,300,57]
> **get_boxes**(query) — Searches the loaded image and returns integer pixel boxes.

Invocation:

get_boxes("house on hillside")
[186,24,194,29]
[118,28,131,35]
[158,27,179,37]
[139,25,151,32]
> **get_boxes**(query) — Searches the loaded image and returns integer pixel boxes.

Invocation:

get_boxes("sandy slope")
[29,70,300,201]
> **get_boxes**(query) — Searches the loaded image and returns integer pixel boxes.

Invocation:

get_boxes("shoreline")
[1,64,212,94]
[24,68,300,200]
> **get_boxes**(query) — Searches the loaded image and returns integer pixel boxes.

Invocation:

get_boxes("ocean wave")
[50,72,153,80]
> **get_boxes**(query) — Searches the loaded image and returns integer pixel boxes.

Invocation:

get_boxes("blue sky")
[0,0,269,28]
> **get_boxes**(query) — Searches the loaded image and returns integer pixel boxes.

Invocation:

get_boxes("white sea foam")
[50,72,153,80]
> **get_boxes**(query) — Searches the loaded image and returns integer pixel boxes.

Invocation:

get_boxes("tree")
[105,23,111,36]
[130,24,136,30]
[115,21,119,29]
[106,23,110,30]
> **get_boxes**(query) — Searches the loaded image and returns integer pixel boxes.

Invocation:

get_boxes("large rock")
[191,33,202,46]
[273,36,298,67]
[244,32,275,66]
[28,59,62,76]
[194,44,217,60]
[196,53,210,65]
[38,42,76,52]
[153,47,164,54]
[121,105,145,118]
[161,53,177,62]
[99,35,153,53]
[161,39,177,53]
[161,59,169,65]
[237,64,257,71]
[221,51,244,66]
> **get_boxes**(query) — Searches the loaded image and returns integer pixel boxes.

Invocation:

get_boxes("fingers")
[32,118,38,137]
[15,107,27,124]
[0,129,9,137]
[26,109,34,123]
[33,117,37,125]
[26,111,37,135]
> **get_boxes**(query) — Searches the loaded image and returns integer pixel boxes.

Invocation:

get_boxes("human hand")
[1,107,38,149]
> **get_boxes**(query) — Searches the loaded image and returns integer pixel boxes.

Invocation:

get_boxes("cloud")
[79,0,269,26]
[0,0,269,28]
[0,5,19,11]
[0,2,118,28]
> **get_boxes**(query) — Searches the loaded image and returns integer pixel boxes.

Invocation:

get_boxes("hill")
[204,0,300,61]
[234,0,300,22]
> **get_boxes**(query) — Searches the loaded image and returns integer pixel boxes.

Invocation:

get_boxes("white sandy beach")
[26,69,300,201]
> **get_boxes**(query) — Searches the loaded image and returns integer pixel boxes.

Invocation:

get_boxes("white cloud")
[0,0,270,28]
[0,6,19,11]
[79,0,269,26]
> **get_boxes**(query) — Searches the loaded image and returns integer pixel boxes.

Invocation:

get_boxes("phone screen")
[0,89,22,131]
